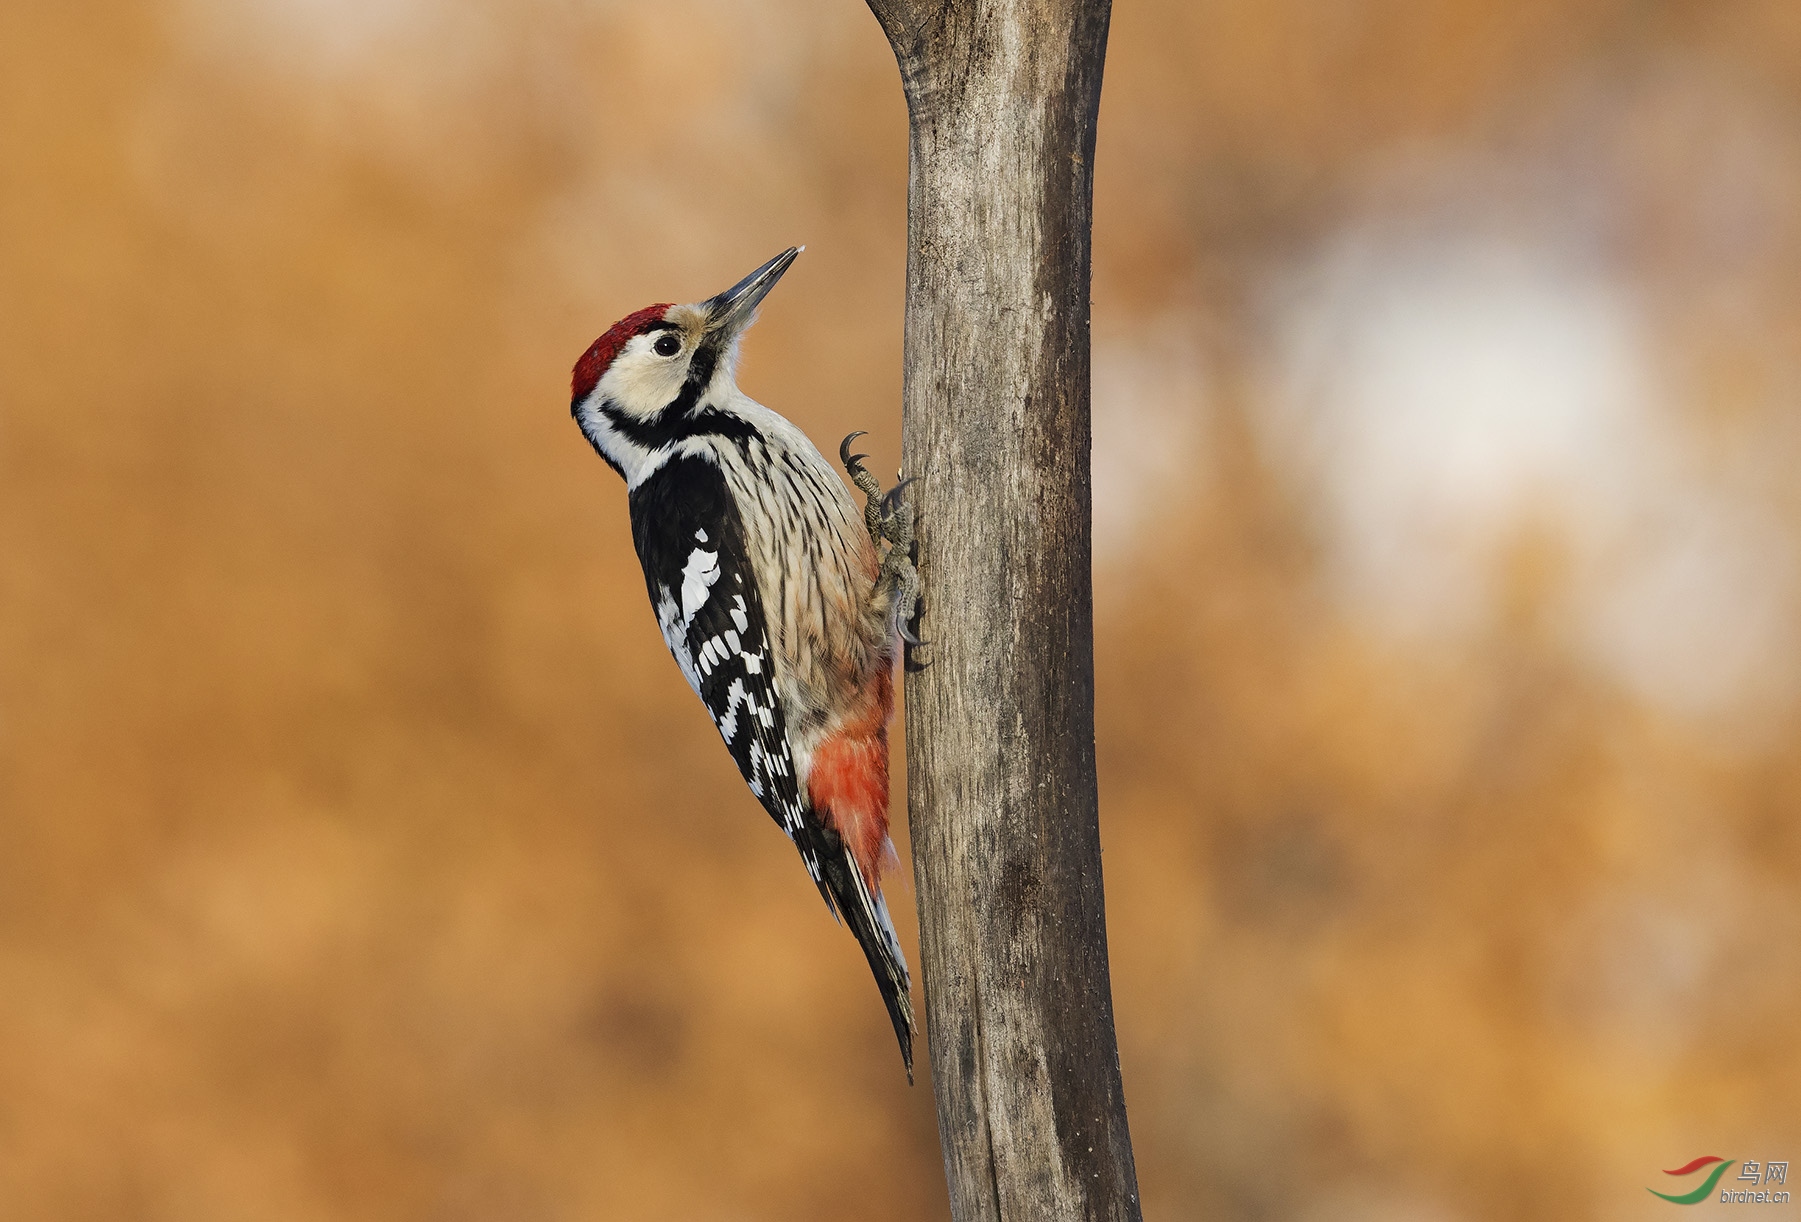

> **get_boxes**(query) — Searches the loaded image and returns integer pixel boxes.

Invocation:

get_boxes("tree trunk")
[860,3,1139,1219]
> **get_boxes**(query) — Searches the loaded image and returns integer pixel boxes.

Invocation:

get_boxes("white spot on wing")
[681,548,720,622]
[652,586,701,696]
[718,677,748,742]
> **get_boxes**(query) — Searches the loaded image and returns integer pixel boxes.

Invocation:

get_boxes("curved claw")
[839,431,869,469]
[881,477,918,513]
[899,624,929,648]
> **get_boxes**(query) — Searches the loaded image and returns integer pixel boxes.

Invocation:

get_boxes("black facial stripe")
[672,341,720,412]
[590,340,755,456]
[597,398,758,454]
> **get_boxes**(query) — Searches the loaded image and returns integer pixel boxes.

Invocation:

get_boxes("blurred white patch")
[1589,493,1797,718]
[156,0,525,196]
[1092,319,1210,564]
[172,0,466,80]
[1270,225,1798,723]
[1545,844,1801,1059]
[1553,886,1722,1058]
[1272,234,1653,628]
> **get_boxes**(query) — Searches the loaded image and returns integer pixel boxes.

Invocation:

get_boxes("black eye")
[653,333,681,357]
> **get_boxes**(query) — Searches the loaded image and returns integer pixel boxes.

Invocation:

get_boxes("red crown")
[572,304,673,404]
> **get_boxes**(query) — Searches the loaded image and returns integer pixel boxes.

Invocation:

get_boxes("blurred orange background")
[3,1,1799,1218]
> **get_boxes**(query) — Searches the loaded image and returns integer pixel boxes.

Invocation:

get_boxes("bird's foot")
[840,432,925,648]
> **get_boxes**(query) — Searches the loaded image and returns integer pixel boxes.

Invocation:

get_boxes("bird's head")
[571,246,802,421]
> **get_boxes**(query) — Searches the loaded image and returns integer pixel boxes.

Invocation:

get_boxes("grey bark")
[860,3,1140,1220]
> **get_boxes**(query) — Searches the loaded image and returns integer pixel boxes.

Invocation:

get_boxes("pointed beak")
[704,246,802,340]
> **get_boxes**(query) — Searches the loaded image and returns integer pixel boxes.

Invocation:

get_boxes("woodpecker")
[570,247,921,1077]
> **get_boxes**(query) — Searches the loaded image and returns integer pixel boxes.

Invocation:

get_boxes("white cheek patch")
[606,345,688,409]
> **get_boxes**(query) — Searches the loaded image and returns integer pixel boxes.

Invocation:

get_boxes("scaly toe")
[881,547,924,648]
[840,432,925,646]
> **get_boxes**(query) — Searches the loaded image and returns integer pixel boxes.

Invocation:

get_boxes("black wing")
[627,453,823,885]
[627,451,915,1077]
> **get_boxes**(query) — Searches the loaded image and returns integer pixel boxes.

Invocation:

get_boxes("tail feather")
[810,826,915,1081]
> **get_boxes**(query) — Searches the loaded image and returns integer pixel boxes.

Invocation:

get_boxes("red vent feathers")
[571,304,673,404]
